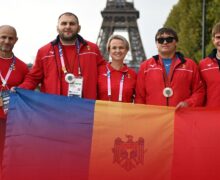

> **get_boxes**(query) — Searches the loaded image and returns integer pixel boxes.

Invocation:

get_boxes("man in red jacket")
[135,27,205,108]
[199,22,220,107]
[19,12,105,99]
[0,25,29,172]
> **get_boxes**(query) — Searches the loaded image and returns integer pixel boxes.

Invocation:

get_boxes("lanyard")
[58,39,81,76]
[161,58,174,106]
[160,56,178,106]
[107,66,125,102]
[0,56,16,89]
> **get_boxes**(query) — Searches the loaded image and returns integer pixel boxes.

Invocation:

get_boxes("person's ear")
[78,25,81,33]
[212,37,215,44]
[15,37,18,44]
[56,25,59,33]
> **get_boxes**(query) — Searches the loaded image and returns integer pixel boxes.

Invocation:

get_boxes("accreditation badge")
[0,90,10,114]
[67,77,83,98]
[163,87,173,98]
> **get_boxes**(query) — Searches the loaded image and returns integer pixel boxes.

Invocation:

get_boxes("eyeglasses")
[156,37,175,44]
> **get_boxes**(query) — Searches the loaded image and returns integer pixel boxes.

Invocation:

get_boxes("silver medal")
[163,87,173,97]
[65,73,75,84]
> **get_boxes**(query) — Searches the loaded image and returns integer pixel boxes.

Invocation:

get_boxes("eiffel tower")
[97,0,146,71]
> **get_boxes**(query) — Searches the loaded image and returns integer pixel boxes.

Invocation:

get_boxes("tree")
[164,0,220,62]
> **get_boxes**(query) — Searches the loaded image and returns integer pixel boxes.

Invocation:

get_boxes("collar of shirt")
[107,63,128,73]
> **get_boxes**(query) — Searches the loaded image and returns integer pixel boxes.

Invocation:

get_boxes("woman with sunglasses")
[135,27,205,109]
[97,34,137,103]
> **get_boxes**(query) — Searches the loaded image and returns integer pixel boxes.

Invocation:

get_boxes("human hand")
[10,86,17,92]
[175,101,188,110]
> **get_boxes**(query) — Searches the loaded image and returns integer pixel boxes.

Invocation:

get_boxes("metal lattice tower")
[97,0,146,71]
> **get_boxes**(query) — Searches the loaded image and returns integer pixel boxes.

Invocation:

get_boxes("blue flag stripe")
[3,88,95,180]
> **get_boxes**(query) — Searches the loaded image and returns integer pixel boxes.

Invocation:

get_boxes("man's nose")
[65,23,72,28]
[4,37,11,43]
[115,48,120,52]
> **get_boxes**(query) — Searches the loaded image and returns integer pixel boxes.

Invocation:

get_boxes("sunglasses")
[157,37,175,44]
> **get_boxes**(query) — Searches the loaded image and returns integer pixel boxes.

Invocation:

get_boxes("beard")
[59,33,78,42]
[0,45,13,52]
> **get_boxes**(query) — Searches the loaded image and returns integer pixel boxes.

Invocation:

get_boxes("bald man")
[0,25,29,171]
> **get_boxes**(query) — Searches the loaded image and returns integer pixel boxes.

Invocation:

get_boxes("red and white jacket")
[19,35,106,99]
[97,63,137,102]
[135,52,205,107]
[0,57,29,119]
[199,49,220,107]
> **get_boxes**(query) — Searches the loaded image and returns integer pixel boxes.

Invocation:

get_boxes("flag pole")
[202,0,206,59]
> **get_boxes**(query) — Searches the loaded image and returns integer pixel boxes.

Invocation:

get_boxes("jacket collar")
[153,51,186,64]
[107,63,128,73]
[51,34,87,46]
[208,49,217,59]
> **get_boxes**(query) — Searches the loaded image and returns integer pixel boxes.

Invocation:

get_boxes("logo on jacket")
[149,64,156,68]
[179,64,186,68]
[112,135,147,171]
[127,73,131,78]
[49,50,54,55]
[207,63,213,67]
[87,45,91,50]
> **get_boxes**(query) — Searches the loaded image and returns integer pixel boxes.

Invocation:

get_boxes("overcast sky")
[0,0,178,64]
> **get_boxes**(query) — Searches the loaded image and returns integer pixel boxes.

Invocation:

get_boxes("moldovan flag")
[1,88,220,180]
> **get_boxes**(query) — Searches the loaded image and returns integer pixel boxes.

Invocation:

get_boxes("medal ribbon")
[58,39,81,76]
[161,57,174,106]
[0,56,16,89]
[107,66,125,102]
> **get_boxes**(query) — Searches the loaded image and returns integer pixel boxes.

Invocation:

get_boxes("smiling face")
[109,38,128,63]
[57,14,81,45]
[156,33,177,58]
[0,25,17,58]
[212,33,220,53]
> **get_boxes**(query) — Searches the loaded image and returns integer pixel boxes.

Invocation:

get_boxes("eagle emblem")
[112,135,147,171]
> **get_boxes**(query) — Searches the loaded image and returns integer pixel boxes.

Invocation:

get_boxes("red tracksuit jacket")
[0,57,29,119]
[135,52,205,107]
[97,63,137,102]
[19,35,106,99]
[199,49,220,107]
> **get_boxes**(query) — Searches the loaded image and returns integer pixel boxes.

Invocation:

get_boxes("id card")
[68,77,83,98]
[0,90,10,114]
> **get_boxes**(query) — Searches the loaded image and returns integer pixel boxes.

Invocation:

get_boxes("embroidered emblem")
[127,74,131,78]
[112,135,147,171]
[49,50,54,55]
[207,63,213,67]
[180,64,186,68]
[87,45,91,50]
[149,64,156,68]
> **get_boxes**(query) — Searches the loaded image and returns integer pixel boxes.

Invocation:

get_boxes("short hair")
[58,12,79,24]
[155,27,178,42]
[212,22,220,37]
[0,25,17,37]
[106,34,130,52]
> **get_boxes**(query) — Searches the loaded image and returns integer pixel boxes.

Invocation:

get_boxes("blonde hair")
[212,22,220,37]
[106,34,129,52]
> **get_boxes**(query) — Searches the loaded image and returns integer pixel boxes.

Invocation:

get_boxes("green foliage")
[164,0,220,63]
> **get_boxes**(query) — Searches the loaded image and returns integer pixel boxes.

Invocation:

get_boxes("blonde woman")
[97,35,136,102]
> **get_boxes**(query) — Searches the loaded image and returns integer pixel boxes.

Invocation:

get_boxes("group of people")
[0,11,220,170]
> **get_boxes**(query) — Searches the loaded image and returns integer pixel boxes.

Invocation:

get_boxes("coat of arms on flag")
[112,135,147,171]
